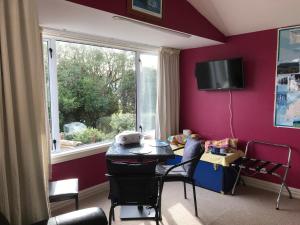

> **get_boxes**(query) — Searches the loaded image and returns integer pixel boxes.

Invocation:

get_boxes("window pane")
[56,41,136,151]
[139,54,158,137]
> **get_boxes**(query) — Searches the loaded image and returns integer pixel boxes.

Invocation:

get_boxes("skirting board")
[242,176,300,199]
[50,181,109,213]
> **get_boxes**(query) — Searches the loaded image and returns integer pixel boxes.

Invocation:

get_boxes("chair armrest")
[164,156,199,176]
[171,146,185,152]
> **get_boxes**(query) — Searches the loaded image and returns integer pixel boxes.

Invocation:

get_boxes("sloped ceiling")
[37,0,223,49]
[68,0,226,42]
[187,0,300,36]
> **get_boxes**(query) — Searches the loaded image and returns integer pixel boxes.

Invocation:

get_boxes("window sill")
[51,142,111,164]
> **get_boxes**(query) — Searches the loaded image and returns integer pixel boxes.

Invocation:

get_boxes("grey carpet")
[52,183,300,225]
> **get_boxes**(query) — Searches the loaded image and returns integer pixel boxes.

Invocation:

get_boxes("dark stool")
[49,178,79,210]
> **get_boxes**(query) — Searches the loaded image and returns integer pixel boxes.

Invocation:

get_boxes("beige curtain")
[0,0,50,224]
[156,47,180,140]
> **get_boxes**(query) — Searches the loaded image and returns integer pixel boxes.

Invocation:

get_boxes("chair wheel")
[276,207,279,210]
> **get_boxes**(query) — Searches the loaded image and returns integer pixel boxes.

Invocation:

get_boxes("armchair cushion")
[32,208,107,225]
[55,207,107,225]
[156,164,187,177]
[0,213,9,225]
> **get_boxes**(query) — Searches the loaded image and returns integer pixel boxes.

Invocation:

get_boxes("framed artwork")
[127,0,163,21]
[274,26,300,128]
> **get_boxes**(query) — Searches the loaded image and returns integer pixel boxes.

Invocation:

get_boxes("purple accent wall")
[52,153,107,190]
[180,29,300,188]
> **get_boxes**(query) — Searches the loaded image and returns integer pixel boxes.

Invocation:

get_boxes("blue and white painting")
[132,0,162,18]
[275,27,300,128]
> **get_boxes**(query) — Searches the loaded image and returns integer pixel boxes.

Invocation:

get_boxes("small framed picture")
[127,0,163,21]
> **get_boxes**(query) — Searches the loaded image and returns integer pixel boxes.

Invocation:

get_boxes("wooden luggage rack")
[231,140,292,209]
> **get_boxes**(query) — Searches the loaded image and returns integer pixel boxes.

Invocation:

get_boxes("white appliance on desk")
[115,131,142,145]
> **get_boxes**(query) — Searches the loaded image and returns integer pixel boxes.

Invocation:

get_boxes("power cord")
[229,90,235,138]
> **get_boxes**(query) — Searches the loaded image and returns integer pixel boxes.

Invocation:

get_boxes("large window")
[44,38,158,153]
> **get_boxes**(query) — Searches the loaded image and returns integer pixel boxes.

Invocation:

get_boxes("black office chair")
[106,160,161,225]
[156,137,204,217]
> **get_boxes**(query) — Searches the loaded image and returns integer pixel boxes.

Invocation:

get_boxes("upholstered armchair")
[0,207,108,225]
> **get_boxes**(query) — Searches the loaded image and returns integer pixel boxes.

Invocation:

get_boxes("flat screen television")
[195,58,244,90]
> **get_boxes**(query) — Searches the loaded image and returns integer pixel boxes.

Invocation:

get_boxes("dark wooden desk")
[106,141,174,161]
[106,141,174,221]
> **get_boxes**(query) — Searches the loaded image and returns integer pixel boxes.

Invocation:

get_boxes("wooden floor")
[52,183,300,225]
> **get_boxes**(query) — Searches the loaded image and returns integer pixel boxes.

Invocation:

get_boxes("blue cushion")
[182,138,203,177]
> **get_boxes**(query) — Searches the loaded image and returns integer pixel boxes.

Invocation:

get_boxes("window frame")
[45,38,61,152]
[43,30,159,162]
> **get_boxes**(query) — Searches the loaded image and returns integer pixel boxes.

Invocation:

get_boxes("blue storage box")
[167,149,241,194]
[194,160,237,193]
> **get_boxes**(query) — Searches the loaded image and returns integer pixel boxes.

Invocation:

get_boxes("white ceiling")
[37,0,221,50]
[187,0,300,36]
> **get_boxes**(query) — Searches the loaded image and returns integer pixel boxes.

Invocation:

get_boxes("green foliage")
[56,42,136,130]
[110,113,135,133]
[96,116,112,133]
[64,113,135,144]
[118,69,136,113]
[65,127,106,144]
